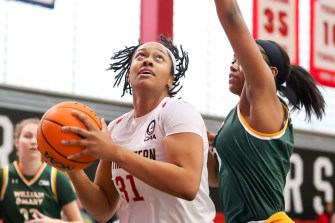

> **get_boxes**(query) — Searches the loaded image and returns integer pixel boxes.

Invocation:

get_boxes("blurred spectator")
[0,118,82,223]
[316,201,335,223]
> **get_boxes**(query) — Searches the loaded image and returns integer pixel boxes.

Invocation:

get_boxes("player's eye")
[156,55,164,61]
[135,53,145,58]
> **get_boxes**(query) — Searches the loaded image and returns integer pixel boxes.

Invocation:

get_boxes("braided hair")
[107,35,189,97]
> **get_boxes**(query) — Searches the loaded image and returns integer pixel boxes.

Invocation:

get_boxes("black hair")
[107,34,189,97]
[257,40,326,121]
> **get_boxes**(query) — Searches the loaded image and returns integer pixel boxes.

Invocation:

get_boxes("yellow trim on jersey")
[0,166,8,200]
[265,212,294,223]
[237,104,289,140]
[51,167,58,202]
[13,161,47,186]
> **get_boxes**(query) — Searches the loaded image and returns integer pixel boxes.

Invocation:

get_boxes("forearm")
[215,0,271,90]
[67,171,116,221]
[113,144,201,200]
[214,0,242,27]
[214,0,252,64]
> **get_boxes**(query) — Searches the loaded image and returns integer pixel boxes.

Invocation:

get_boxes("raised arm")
[214,0,284,133]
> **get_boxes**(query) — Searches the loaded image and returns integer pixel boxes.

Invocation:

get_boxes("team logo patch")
[144,120,156,142]
[39,180,50,186]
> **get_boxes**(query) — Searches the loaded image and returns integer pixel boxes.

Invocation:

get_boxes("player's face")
[128,42,173,97]
[15,123,40,160]
[229,55,245,96]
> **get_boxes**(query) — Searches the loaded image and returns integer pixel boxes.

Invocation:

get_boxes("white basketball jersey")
[108,97,215,223]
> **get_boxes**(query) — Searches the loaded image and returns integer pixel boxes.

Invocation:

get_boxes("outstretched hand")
[25,210,53,223]
[62,110,116,161]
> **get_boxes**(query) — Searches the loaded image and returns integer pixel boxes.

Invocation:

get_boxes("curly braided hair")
[107,34,189,97]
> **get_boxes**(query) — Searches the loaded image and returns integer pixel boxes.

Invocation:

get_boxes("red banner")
[310,0,335,87]
[253,0,299,65]
[140,0,173,42]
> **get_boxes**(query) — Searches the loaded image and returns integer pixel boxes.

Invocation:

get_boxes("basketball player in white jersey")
[63,35,216,223]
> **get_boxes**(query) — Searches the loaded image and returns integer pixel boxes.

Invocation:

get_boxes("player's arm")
[111,132,204,200]
[63,103,204,200]
[67,130,203,200]
[207,150,219,187]
[110,102,204,200]
[214,0,283,132]
[214,0,276,98]
[206,128,218,187]
[67,160,120,223]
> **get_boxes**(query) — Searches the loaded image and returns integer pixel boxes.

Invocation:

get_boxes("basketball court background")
[0,0,335,221]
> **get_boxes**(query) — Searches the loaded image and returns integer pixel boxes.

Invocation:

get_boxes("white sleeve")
[107,119,118,133]
[161,99,205,137]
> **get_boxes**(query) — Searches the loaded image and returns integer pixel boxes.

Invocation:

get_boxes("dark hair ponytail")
[284,65,325,121]
[257,40,326,121]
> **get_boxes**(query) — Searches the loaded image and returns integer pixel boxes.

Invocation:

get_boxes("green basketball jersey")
[214,103,293,223]
[0,161,77,223]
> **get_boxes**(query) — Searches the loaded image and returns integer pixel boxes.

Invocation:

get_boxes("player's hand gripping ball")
[37,101,102,172]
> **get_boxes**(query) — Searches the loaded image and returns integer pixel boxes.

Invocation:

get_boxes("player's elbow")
[183,192,197,201]
[95,215,113,223]
[90,206,117,223]
[180,183,200,201]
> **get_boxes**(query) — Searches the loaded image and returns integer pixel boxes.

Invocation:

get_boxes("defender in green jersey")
[0,118,82,223]
[208,1,326,222]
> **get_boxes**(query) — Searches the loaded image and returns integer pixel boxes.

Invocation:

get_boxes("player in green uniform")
[207,0,326,222]
[0,118,83,223]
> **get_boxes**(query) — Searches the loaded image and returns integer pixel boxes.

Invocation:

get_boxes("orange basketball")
[37,101,101,172]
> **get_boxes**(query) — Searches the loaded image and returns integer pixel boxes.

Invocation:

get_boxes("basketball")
[37,101,102,172]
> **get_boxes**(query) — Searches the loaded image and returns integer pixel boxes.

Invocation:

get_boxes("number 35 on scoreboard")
[253,0,299,65]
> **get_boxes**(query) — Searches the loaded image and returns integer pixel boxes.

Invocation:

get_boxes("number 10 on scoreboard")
[310,0,335,88]
[253,0,299,65]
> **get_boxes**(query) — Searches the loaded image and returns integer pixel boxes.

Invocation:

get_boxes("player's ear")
[168,76,174,89]
[270,66,278,77]
[14,139,20,152]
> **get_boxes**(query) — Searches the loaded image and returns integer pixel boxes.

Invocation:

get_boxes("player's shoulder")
[160,98,203,122]
[108,110,133,129]
[6,162,16,173]
[0,163,12,187]
[161,97,196,110]
[48,165,64,178]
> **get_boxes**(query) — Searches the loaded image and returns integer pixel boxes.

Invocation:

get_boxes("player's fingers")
[71,109,99,131]
[101,118,108,132]
[61,138,91,147]
[67,148,91,159]
[62,126,89,138]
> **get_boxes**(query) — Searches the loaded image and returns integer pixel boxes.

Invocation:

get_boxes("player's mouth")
[139,68,155,77]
